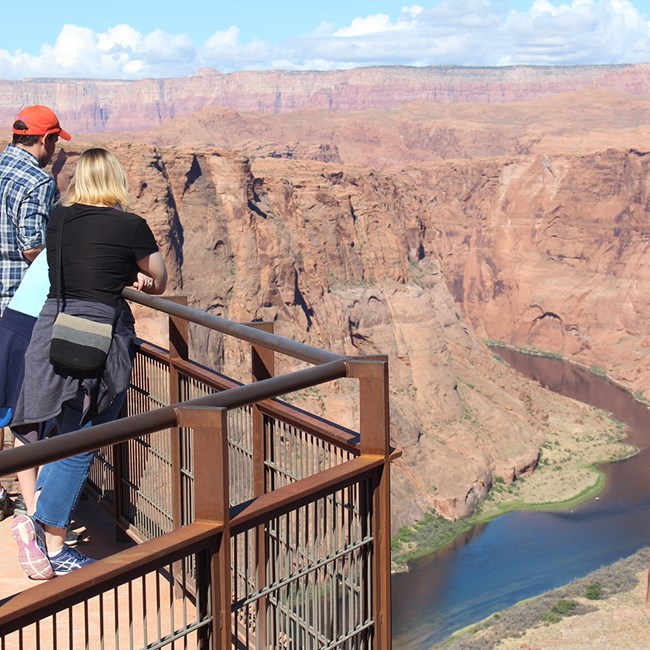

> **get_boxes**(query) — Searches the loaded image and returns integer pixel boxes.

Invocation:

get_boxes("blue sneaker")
[49,545,96,575]
[65,528,86,546]
[12,493,27,515]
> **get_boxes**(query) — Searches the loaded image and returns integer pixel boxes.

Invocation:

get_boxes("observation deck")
[0,288,396,649]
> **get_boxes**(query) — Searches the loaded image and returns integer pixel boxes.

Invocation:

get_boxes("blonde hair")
[61,148,130,210]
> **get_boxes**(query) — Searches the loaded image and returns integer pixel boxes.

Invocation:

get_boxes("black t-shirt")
[47,203,159,308]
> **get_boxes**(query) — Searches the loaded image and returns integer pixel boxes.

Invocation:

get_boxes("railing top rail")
[123,287,344,366]
[0,359,350,477]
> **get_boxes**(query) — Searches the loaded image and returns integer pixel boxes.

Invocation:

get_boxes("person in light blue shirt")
[5,246,50,318]
[0,250,49,516]
[0,249,49,421]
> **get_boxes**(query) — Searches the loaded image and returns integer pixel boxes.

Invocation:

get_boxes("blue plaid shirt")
[0,144,57,314]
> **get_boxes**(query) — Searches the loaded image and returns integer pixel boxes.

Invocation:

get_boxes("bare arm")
[22,247,44,263]
[134,251,168,294]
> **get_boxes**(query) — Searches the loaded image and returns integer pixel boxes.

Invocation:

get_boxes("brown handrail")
[229,455,383,534]
[0,455,381,636]
[122,287,344,366]
[0,358,349,476]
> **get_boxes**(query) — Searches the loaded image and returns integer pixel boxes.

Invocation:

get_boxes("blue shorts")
[0,308,36,422]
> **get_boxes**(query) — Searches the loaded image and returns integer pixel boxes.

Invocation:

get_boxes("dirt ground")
[498,577,650,650]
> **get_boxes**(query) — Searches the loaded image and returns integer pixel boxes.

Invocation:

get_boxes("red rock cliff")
[46,142,607,529]
[14,66,647,529]
[1,64,650,133]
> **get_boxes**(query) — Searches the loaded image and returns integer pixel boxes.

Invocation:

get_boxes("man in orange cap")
[0,105,71,520]
[0,105,71,312]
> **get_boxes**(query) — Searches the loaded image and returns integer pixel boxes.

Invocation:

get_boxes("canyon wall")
[95,84,650,399]
[399,149,650,398]
[9,65,648,529]
[46,142,612,530]
[0,64,649,134]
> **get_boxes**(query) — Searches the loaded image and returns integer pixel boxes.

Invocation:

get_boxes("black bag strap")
[53,210,122,327]
[55,209,65,316]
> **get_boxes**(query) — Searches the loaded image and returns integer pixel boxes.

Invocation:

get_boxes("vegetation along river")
[391,348,650,648]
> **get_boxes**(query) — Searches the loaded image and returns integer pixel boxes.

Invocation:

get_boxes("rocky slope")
[100,88,650,399]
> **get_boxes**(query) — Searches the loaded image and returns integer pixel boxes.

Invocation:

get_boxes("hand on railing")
[132,271,155,292]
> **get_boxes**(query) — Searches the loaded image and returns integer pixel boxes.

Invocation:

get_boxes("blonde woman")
[10,148,167,579]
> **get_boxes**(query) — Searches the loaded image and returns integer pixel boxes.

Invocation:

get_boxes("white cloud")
[334,14,409,36]
[98,25,142,52]
[0,1,647,79]
[199,27,289,71]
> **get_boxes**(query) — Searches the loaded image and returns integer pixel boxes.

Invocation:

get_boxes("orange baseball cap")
[12,105,71,140]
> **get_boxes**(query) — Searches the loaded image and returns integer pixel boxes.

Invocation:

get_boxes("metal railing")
[0,289,394,649]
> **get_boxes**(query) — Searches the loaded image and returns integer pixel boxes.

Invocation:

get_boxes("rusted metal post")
[166,296,189,530]
[112,439,129,542]
[247,321,274,648]
[345,356,392,649]
[248,321,275,496]
[248,321,275,385]
[177,406,231,649]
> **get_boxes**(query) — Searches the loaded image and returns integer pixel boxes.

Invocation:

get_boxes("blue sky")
[1,0,649,79]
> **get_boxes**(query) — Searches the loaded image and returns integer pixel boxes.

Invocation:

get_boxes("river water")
[392,349,650,648]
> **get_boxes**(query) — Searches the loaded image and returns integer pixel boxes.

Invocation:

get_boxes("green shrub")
[541,598,578,624]
[551,598,578,615]
[585,583,603,600]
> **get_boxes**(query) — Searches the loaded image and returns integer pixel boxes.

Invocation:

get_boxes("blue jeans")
[34,391,125,530]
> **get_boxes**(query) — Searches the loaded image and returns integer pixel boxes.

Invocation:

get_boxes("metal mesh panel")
[228,406,254,505]
[179,376,254,507]
[126,428,175,537]
[231,478,374,649]
[0,555,213,650]
[88,442,114,501]
[83,346,382,648]
[89,350,175,538]
[266,419,355,490]
[126,349,171,412]
[97,351,357,542]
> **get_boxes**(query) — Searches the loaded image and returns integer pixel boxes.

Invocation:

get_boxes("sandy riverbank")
[441,547,650,649]
[477,400,635,520]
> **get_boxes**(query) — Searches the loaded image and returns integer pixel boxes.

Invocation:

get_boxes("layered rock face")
[101,87,650,400]
[1,64,650,134]
[399,149,650,398]
[45,141,610,529]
